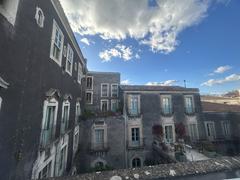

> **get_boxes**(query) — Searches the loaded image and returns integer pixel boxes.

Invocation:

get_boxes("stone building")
[1,0,240,180]
[76,82,206,172]
[0,0,86,179]
[201,100,240,155]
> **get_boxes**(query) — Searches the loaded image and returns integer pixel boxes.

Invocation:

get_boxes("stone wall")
[47,156,240,180]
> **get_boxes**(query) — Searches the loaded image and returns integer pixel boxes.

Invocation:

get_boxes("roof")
[0,76,9,89]
[202,101,240,112]
[46,156,240,180]
[120,85,199,92]
[88,71,120,75]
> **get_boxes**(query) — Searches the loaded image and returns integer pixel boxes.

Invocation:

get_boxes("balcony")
[127,138,145,150]
[89,142,110,153]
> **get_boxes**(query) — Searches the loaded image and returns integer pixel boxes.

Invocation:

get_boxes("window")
[50,20,64,66]
[101,84,109,97]
[132,158,141,168]
[95,161,104,169]
[66,44,73,75]
[128,95,140,116]
[111,100,118,112]
[75,102,81,123]
[77,63,83,84]
[101,100,108,112]
[41,99,58,146]
[188,124,198,141]
[161,96,172,115]
[35,7,44,28]
[205,122,216,141]
[59,145,67,172]
[164,125,174,143]
[185,96,194,114]
[73,127,79,153]
[95,129,104,148]
[60,101,70,134]
[86,92,93,104]
[131,128,140,146]
[222,121,230,137]
[86,76,93,89]
[38,161,52,179]
[111,84,118,97]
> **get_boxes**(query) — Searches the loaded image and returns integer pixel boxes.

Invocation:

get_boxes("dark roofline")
[120,85,199,92]
[87,71,121,75]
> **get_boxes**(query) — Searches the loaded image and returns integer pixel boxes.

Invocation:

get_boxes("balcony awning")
[0,76,9,89]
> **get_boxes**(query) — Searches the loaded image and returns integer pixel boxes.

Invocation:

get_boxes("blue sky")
[61,0,240,94]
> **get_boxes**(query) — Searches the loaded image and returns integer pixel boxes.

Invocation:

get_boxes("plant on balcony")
[80,110,95,120]
[175,122,186,141]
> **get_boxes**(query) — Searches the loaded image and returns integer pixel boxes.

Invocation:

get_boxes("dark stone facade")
[0,0,86,179]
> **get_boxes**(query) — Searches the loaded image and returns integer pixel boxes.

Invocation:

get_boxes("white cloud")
[135,53,140,59]
[121,79,131,85]
[146,80,177,86]
[99,44,133,62]
[60,0,212,54]
[214,65,232,74]
[80,38,90,45]
[201,74,240,86]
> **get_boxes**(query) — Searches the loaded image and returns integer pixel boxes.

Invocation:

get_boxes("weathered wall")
[77,116,126,173]
[0,0,86,179]
[85,72,120,112]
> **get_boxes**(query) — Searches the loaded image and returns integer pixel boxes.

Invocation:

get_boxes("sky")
[60,0,240,95]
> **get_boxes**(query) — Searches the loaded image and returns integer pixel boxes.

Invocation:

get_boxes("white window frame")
[37,160,53,179]
[75,102,81,123]
[65,44,74,76]
[184,95,195,114]
[73,126,79,154]
[77,62,83,84]
[60,100,70,134]
[161,95,172,115]
[0,0,20,25]
[40,98,58,146]
[86,76,93,90]
[188,123,199,141]
[86,91,93,104]
[204,121,216,141]
[111,84,119,97]
[163,124,175,143]
[101,83,109,97]
[100,99,109,112]
[50,19,64,66]
[111,99,118,112]
[56,137,68,176]
[92,122,107,150]
[128,94,140,116]
[222,121,230,138]
[35,7,45,28]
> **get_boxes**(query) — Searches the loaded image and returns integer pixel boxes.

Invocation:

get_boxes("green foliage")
[80,110,95,120]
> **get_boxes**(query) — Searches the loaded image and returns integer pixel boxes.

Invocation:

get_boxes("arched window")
[35,7,45,28]
[132,158,141,168]
[95,161,104,169]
